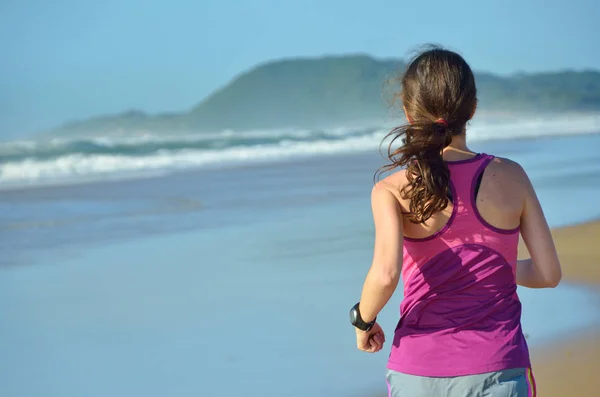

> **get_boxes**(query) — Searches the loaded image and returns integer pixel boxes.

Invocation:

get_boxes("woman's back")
[381,151,531,376]
[386,151,527,241]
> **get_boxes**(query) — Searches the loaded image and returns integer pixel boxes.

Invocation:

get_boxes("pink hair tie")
[435,118,449,127]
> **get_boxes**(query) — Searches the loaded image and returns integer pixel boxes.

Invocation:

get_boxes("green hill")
[50,55,600,136]
[187,54,401,130]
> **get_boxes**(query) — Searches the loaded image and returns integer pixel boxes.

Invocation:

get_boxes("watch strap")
[350,302,376,331]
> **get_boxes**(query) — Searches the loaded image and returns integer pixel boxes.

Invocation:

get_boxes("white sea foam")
[468,113,600,141]
[1,114,599,187]
[0,130,387,185]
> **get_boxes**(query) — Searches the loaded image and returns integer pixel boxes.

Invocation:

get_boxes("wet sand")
[519,220,600,396]
[519,219,600,286]
[530,329,599,396]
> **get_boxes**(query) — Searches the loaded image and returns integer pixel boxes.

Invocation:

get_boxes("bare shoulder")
[373,169,407,197]
[371,169,409,211]
[486,156,530,186]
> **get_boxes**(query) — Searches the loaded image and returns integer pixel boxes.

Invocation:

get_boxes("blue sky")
[1,0,599,138]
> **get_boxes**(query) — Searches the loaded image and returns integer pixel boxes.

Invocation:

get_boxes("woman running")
[349,47,562,397]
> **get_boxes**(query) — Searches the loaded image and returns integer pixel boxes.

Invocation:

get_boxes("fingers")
[357,332,385,353]
[371,333,384,351]
[355,323,386,353]
[368,338,379,352]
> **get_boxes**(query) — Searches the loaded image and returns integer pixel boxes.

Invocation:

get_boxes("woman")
[349,47,562,397]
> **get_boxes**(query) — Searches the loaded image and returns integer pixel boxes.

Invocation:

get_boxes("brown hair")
[377,46,477,223]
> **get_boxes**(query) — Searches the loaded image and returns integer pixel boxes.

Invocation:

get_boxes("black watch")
[349,302,376,331]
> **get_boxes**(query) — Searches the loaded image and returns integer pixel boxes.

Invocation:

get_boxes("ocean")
[2,113,600,188]
[1,114,600,397]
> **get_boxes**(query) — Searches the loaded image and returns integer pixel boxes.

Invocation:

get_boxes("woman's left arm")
[357,183,404,323]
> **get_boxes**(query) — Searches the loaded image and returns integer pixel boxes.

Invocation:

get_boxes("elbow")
[369,254,402,289]
[547,274,562,288]
[544,269,562,288]
[374,269,400,289]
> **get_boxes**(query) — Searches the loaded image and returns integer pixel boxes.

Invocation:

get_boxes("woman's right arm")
[516,167,562,288]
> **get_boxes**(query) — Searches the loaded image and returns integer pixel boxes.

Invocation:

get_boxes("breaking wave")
[2,114,599,188]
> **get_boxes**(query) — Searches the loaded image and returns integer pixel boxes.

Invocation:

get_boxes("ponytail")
[377,47,477,222]
[376,120,454,224]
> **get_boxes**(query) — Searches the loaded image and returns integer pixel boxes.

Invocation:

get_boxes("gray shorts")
[385,368,536,397]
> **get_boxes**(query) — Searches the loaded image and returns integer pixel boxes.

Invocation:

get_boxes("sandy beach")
[519,219,600,286]
[520,220,600,396]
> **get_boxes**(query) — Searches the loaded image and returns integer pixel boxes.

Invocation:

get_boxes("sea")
[1,113,600,397]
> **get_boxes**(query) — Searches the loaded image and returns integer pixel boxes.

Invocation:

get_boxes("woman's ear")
[403,105,414,124]
[470,101,478,120]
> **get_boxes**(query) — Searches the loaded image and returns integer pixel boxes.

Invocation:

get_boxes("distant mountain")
[49,55,600,136]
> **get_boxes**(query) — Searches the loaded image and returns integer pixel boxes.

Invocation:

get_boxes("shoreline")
[518,219,600,287]
[522,220,600,396]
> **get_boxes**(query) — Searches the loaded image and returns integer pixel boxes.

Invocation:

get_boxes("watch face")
[349,307,358,325]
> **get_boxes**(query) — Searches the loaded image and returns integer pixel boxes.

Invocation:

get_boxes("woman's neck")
[443,134,476,159]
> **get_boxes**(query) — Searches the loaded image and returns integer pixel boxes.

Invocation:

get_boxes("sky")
[1,0,599,139]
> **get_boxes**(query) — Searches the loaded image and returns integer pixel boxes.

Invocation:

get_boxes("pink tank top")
[387,153,531,377]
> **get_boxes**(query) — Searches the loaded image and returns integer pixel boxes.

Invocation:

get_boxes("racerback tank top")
[387,153,531,377]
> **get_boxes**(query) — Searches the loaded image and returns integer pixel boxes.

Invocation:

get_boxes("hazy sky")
[1,0,599,138]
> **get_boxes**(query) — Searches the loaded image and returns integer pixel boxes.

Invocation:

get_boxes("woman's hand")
[355,322,385,353]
